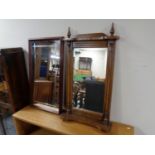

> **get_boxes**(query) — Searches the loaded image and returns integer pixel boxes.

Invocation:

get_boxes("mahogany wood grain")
[0,48,30,112]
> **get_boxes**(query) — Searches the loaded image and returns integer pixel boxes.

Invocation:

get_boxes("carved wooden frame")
[63,24,119,131]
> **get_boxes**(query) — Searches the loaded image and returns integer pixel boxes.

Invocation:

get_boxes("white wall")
[74,48,107,79]
[0,19,155,134]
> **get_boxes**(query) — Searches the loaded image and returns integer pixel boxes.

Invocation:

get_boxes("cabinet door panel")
[34,81,53,103]
[0,48,30,112]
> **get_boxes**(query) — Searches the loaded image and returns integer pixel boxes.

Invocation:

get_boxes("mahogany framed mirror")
[63,24,119,131]
[29,37,64,114]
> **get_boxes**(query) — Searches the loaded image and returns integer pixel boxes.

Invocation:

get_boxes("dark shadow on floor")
[0,115,16,135]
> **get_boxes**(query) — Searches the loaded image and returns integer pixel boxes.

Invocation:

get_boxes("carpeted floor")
[0,115,16,135]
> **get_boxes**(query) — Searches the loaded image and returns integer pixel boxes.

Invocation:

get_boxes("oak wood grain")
[13,106,134,135]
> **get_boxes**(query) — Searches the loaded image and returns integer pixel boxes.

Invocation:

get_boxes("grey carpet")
[0,115,16,135]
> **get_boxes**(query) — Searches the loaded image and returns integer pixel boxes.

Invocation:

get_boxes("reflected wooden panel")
[33,80,54,103]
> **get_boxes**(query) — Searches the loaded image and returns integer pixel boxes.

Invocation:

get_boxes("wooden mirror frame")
[29,37,64,114]
[63,24,119,131]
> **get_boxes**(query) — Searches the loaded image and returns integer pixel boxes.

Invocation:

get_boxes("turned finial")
[110,23,115,36]
[67,27,71,38]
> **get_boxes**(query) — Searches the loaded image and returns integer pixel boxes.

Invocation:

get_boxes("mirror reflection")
[72,48,107,113]
[33,41,60,109]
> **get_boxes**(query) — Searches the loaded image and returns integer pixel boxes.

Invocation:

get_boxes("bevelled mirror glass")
[73,48,107,113]
[29,37,64,114]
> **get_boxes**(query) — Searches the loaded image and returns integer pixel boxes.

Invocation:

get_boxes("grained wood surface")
[33,80,53,103]
[65,31,119,129]
[13,105,134,135]
[0,48,30,112]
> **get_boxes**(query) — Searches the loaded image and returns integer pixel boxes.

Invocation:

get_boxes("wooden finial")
[110,23,115,36]
[67,27,71,38]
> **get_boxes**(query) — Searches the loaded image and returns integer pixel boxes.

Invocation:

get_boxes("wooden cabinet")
[0,59,12,112]
[13,105,134,135]
[0,48,30,112]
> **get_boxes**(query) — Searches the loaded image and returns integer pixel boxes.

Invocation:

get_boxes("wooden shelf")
[30,128,61,135]
[13,105,134,135]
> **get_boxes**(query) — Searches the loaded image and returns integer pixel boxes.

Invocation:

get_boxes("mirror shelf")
[63,24,119,131]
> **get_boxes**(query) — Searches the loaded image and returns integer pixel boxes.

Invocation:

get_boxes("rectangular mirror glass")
[32,40,61,111]
[72,48,107,113]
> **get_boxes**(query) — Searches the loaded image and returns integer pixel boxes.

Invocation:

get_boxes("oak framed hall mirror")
[63,24,119,131]
[29,37,64,114]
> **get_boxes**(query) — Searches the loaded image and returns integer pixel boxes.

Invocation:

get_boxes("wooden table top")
[13,105,134,135]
